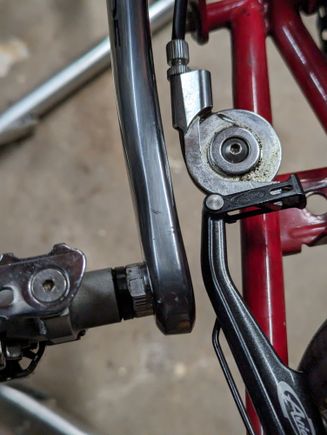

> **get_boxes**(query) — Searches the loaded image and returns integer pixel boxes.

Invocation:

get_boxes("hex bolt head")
[205,194,224,211]
[30,268,68,303]
[221,137,249,164]
[209,126,260,176]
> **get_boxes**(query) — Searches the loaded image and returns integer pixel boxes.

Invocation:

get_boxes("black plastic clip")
[205,175,306,223]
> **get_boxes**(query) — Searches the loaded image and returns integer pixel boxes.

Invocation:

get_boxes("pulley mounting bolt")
[209,126,261,176]
[221,138,249,164]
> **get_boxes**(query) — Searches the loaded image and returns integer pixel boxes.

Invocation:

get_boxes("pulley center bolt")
[209,126,260,176]
[221,138,249,163]
[30,268,68,303]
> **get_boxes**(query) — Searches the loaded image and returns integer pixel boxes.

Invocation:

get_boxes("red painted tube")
[241,214,287,361]
[207,0,246,29]
[278,168,327,255]
[231,1,272,119]
[230,0,288,359]
[270,0,327,132]
[231,1,288,432]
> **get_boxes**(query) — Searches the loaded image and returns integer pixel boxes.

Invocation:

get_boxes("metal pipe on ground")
[0,0,174,146]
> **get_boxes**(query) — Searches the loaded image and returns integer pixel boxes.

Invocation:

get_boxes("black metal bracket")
[201,213,324,433]
[201,174,324,432]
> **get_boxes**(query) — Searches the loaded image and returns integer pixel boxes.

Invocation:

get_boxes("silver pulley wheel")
[184,109,282,195]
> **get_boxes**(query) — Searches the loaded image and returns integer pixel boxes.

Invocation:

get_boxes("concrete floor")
[0,1,326,434]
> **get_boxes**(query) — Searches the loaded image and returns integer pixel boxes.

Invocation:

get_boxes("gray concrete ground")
[0,1,326,434]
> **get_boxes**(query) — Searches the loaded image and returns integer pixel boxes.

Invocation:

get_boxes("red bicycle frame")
[194,0,327,432]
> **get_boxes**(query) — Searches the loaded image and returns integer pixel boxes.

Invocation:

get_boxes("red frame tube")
[270,0,327,131]
[231,1,272,118]
[232,2,286,431]
[278,167,327,255]
[195,0,327,432]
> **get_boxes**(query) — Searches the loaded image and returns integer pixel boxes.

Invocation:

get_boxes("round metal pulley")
[183,109,282,195]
